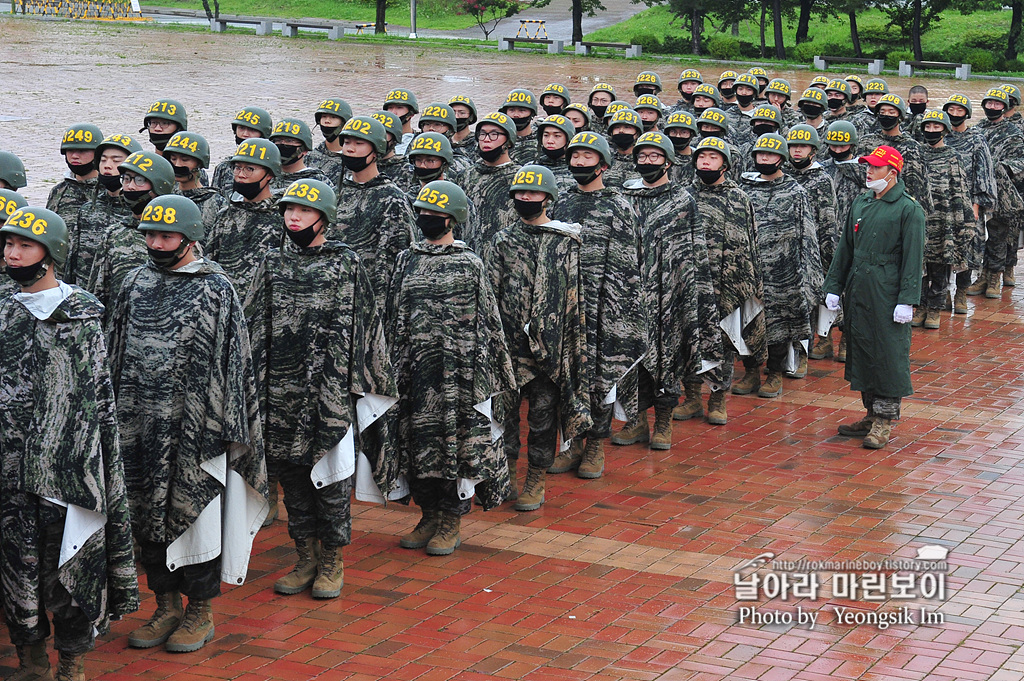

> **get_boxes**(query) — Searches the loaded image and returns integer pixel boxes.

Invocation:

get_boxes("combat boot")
[262,478,278,527]
[986,270,1003,298]
[910,307,926,327]
[731,368,761,395]
[312,544,345,598]
[274,537,320,594]
[706,390,727,425]
[128,591,183,648]
[55,652,85,681]
[837,415,873,437]
[577,439,605,479]
[672,382,703,421]
[548,438,585,473]
[514,465,546,511]
[965,270,988,295]
[399,510,440,549]
[954,288,968,315]
[11,641,51,681]
[809,330,833,359]
[863,418,892,449]
[650,407,673,450]
[165,599,214,653]
[1005,267,1016,287]
[836,332,847,363]
[924,309,940,330]
[426,512,461,556]
[758,371,783,398]
[784,348,807,379]
[611,416,649,445]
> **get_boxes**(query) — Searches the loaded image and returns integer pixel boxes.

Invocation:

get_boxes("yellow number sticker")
[423,106,448,118]
[386,90,409,102]
[319,99,342,112]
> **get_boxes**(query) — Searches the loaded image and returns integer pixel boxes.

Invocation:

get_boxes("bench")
[210,16,275,35]
[282,20,345,39]
[499,36,564,54]
[575,41,642,58]
[812,55,884,75]
[899,60,971,80]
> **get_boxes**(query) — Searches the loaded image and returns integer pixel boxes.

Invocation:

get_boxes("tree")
[571,0,607,45]
[376,0,387,34]
[199,0,220,20]
[772,0,785,59]
[795,0,814,44]
[459,0,551,39]
[1009,0,1023,60]
[878,0,949,59]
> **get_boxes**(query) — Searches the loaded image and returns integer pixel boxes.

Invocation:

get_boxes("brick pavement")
[2,16,1023,681]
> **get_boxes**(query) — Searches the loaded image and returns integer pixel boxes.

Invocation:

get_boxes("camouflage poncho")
[46,174,98,230]
[180,186,229,235]
[335,173,416,297]
[739,173,823,345]
[550,186,647,422]
[945,128,997,214]
[789,162,840,272]
[210,157,234,194]
[858,130,933,212]
[205,195,281,298]
[509,129,538,165]
[669,155,695,186]
[270,167,334,198]
[531,153,577,196]
[820,158,867,227]
[451,136,478,169]
[66,189,130,285]
[306,142,347,184]
[378,155,417,195]
[921,144,976,267]
[488,220,593,443]
[386,241,516,509]
[602,151,640,189]
[245,239,399,497]
[623,179,725,390]
[86,215,147,320]
[975,117,1024,230]
[0,286,138,635]
[110,259,267,582]
[460,161,520,263]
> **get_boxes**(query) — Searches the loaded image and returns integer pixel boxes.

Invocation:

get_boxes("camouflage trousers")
[862,392,902,420]
[277,462,351,549]
[503,375,560,469]
[984,217,1014,271]
[139,540,220,601]
[1,495,94,653]
[637,365,681,412]
[956,270,973,290]
[685,348,736,393]
[921,263,951,310]
[742,343,790,374]
[586,399,614,440]
[409,478,471,516]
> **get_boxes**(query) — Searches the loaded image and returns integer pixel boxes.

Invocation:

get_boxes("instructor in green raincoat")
[823,145,925,450]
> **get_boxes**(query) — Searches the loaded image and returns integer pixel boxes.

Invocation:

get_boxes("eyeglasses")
[232,164,262,177]
[476,131,505,141]
[120,173,149,187]
[636,152,665,163]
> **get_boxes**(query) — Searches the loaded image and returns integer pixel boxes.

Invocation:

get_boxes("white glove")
[893,304,914,324]
[825,293,841,311]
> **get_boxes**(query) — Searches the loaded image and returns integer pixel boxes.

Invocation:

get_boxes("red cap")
[859,145,904,173]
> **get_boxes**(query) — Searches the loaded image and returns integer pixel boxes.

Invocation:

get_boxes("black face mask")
[700,127,725,139]
[285,217,323,248]
[542,104,564,116]
[695,167,724,185]
[679,91,694,104]
[233,177,267,201]
[752,123,776,137]
[590,104,608,119]
[513,198,544,220]
[610,132,637,151]
[275,143,302,166]
[635,162,667,183]
[877,114,901,131]
[755,160,782,176]
[693,106,708,118]
[948,114,968,128]
[171,164,193,180]
[540,146,566,160]
[736,93,756,107]
[511,116,533,131]
[909,102,927,116]
[635,87,658,97]
[148,131,173,151]
[669,134,692,152]
[827,98,845,110]
[97,173,122,192]
[478,146,504,163]
[868,103,881,115]
[6,258,48,286]
[923,130,945,145]
[147,240,189,268]
[65,158,96,177]
[828,147,853,162]
[122,189,153,213]
[454,118,470,133]
[416,213,451,240]
[720,87,735,98]
[234,135,246,147]
[641,119,658,132]
[569,163,602,185]
[413,165,445,182]
[341,152,373,172]
[800,104,825,119]
[984,106,1004,121]
[398,111,414,125]
[320,125,342,142]
[790,156,813,170]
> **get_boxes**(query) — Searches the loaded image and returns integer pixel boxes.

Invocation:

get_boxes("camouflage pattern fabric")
[669,156,695,186]
[378,155,416,195]
[403,174,477,244]
[510,130,538,165]
[245,239,399,500]
[210,157,233,194]
[334,173,416,297]
[789,162,841,273]
[820,158,867,228]
[85,215,147,321]
[205,196,281,299]
[180,186,229,236]
[859,130,933,213]
[488,220,593,444]
[550,186,647,427]
[921,145,976,267]
[459,161,520,263]
[46,175,98,230]
[451,137,478,171]
[945,128,998,214]
[305,143,347,184]
[270,167,334,198]
[850,110,881,139]
[109,259,267,548]
[623,180,725,391]
[0,287,138,637]
[739,173,823,346]
[975,117,1024,223]
[386,241,516,509]
[530,153,576,196]
[602,151,639,189]
[1007,110,1024,135]
[66,189,130,285]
